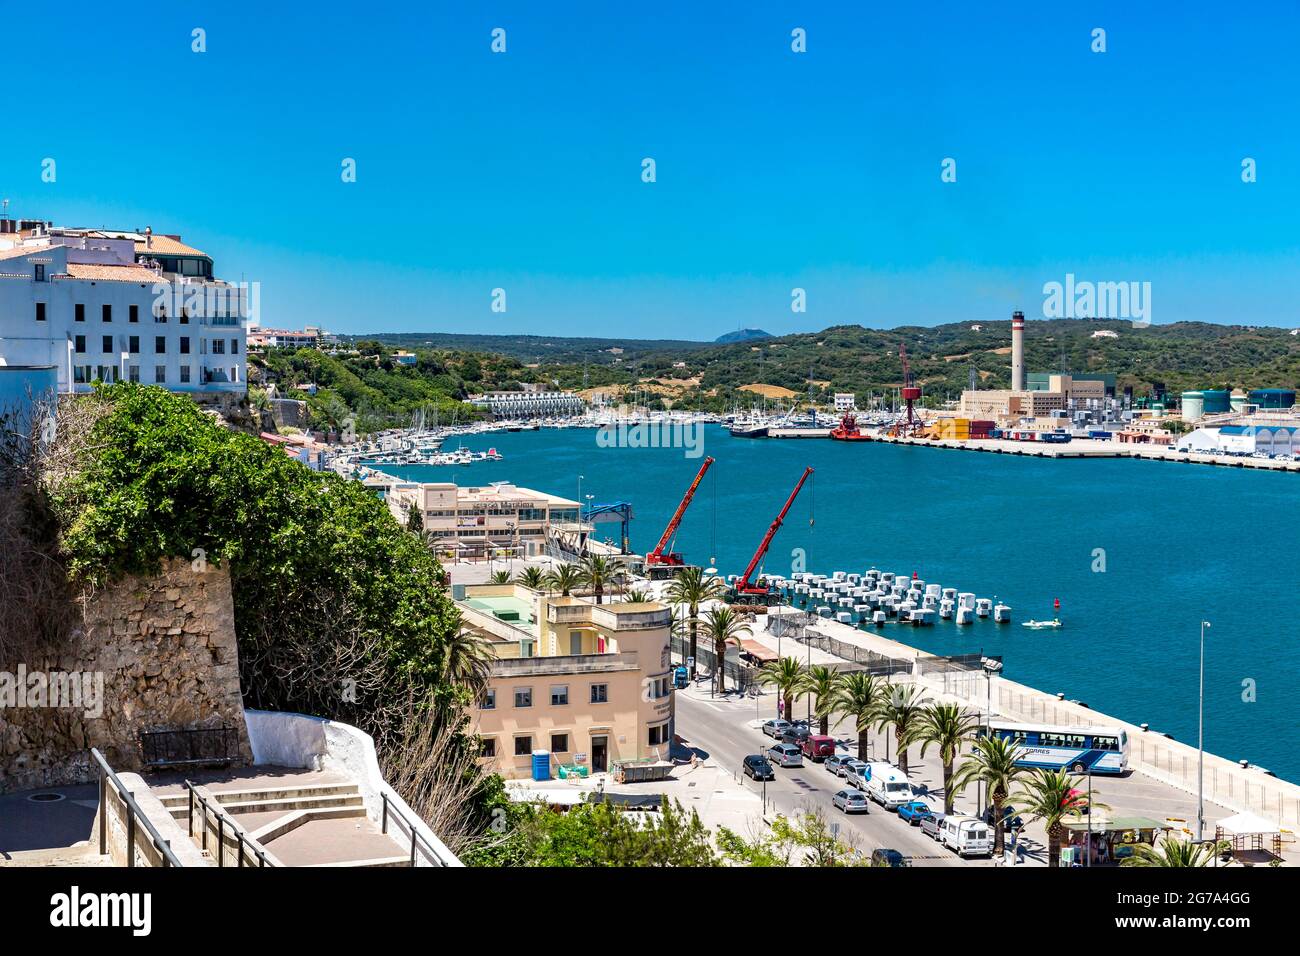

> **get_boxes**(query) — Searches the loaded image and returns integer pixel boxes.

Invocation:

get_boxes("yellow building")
[386,481,580,560]
[458,583,674,778]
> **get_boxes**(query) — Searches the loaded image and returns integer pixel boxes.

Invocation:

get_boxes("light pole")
[1086,769,1093,867]
[1198,619,1210,842]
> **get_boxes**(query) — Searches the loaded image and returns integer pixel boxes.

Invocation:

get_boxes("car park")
[870,848,908,867]
[767,742,804,768]
[761,719,791,739]
[897,800,934,825]
[832,788,870,814]
[919,812,946,840]
[742,754,775,781]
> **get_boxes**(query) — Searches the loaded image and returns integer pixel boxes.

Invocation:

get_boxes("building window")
[231,339,239,355]
[212,339,225,355]
[480,688,496,710]
[550,685,568,706]
[155,304,167,322]
[590,683,608,704]
[73,366,87,384]
[128,335,139,353]
[154,365,166,384]
[479,738,496,759]
[180,365,191,384]
[129,366,140,383]
[180,308,189,325]
[180,337,190,355]
[513,736,532,757]
[550,733,569,754]
[100,336,112,354]
[649,724,669,746]
[75,303,85,322]
[74,335,86,354]
[155,336,166,354]
[33,264,45,282]
[102,304,112,323]
[514,687,532,708]
[569,633,582,655]
[129,304,139,323]
[35,302,46,322]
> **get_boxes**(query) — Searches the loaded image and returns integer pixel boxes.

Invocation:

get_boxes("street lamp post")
[1086,769,1093,867]
[1198,620,1210,842]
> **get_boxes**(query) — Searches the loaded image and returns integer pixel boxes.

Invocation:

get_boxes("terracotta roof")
[133,235,207,257]
[63,263,162,283]
[0,243,50,261]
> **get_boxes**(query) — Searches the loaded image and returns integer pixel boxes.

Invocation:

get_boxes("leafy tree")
[489,570,512,585]
[1121,836,1228,867]
[576,553,624,605]
[515,565,546,590]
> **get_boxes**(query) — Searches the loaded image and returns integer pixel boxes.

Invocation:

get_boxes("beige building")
[959,375,1103,422]
[458,584,674,779]
[386,481,580,560]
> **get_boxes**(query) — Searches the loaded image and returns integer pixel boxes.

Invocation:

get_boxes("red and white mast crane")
[898,343,923,435]
[645,456,715,569]
[732,466,814,603]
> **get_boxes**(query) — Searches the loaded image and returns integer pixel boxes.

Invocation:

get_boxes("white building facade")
[0,223,247,396]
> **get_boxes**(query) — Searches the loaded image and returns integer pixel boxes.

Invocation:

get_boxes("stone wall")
[0,558,252,793]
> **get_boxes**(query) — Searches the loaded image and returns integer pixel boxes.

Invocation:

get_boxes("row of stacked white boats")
[759,568,1011,628]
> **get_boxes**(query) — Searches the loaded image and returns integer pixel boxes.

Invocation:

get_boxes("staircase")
[161,782,412,867]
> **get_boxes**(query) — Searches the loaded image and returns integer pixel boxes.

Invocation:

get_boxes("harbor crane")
[889,343,924,437]
[644,456,715,578]
[729,466,814,605]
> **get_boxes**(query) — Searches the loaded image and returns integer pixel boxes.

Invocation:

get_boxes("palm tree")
[757,657,806,723]
[1009,768,1091,867]
[543,562,582,597]
[700,606,750,696]
[914,703,981,814]
[515,566,546,590]
[489,569,511,585]
[441,615,494,697]
[577,553,624,604]
[949,735,1027,857]
[1121,835,1226,867]
[830,673,886,760]
[664,567,726,679]
[872,683,929,774]
[801,665,841,736]
[625,589,651,603]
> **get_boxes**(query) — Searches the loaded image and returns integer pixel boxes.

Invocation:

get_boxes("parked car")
[742,754,775,781]
[824,753,854,776]
[832,788,870,814]
[897,800,934,825]
[780,726,812,745]
[841,759,868,786]
[982,805,1024,831]
[800,735,835,761]
[919,812,946,840]
[761,719,791,739]
[767,742,804,768]
[870,848,908,868]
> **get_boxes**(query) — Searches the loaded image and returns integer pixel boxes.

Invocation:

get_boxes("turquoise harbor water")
[385,426,1300,784]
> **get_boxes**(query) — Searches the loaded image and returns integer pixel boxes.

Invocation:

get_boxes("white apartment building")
[387,481,581,559]
[0,220,247,396]
[469,389,587,419]
[833,392,855,412]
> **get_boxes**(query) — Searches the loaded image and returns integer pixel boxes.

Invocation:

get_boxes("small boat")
[829,412,872,442]
[1022,619,1063,629]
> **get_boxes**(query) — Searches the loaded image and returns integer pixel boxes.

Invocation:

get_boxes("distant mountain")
[715,328,773,344]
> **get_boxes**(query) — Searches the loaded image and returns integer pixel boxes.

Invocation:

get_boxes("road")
[674,684,986,867]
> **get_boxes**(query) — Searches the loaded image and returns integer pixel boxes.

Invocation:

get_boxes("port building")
[0,217,248,396]
[457,582,675,779]
[386,481,581,560]
[470,386,586,418]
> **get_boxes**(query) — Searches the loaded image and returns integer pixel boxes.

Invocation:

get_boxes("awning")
[1217,812,1279,835]
[739,639,778,663]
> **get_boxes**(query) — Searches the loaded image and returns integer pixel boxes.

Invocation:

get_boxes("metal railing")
[184,781,273,867]
[92,747,182,868]
[140,726,239,768]
[380,792,447,867]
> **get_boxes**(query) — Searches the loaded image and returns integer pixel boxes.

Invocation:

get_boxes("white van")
[861,763,913,809]
[939,815,992,857]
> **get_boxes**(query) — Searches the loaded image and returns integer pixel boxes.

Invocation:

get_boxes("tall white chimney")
[1011,310,1025,391]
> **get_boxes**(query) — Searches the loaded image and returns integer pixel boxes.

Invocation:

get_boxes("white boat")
[1022,618,1063,629]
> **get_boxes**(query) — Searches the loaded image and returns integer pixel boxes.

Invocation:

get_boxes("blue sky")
[4,2,1298,338]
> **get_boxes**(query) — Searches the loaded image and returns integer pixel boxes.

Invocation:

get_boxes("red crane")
[898,343,923,434]
[645,456,715,568]
[733,466,814,602]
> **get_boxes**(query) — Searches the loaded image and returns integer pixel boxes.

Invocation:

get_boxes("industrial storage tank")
[1201,389,1231,413]
[1248,388,1296,410]
[1180,391,1204,422]
[1230,389,1248,413]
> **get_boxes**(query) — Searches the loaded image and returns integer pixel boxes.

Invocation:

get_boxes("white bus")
[979,721,1130,775]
